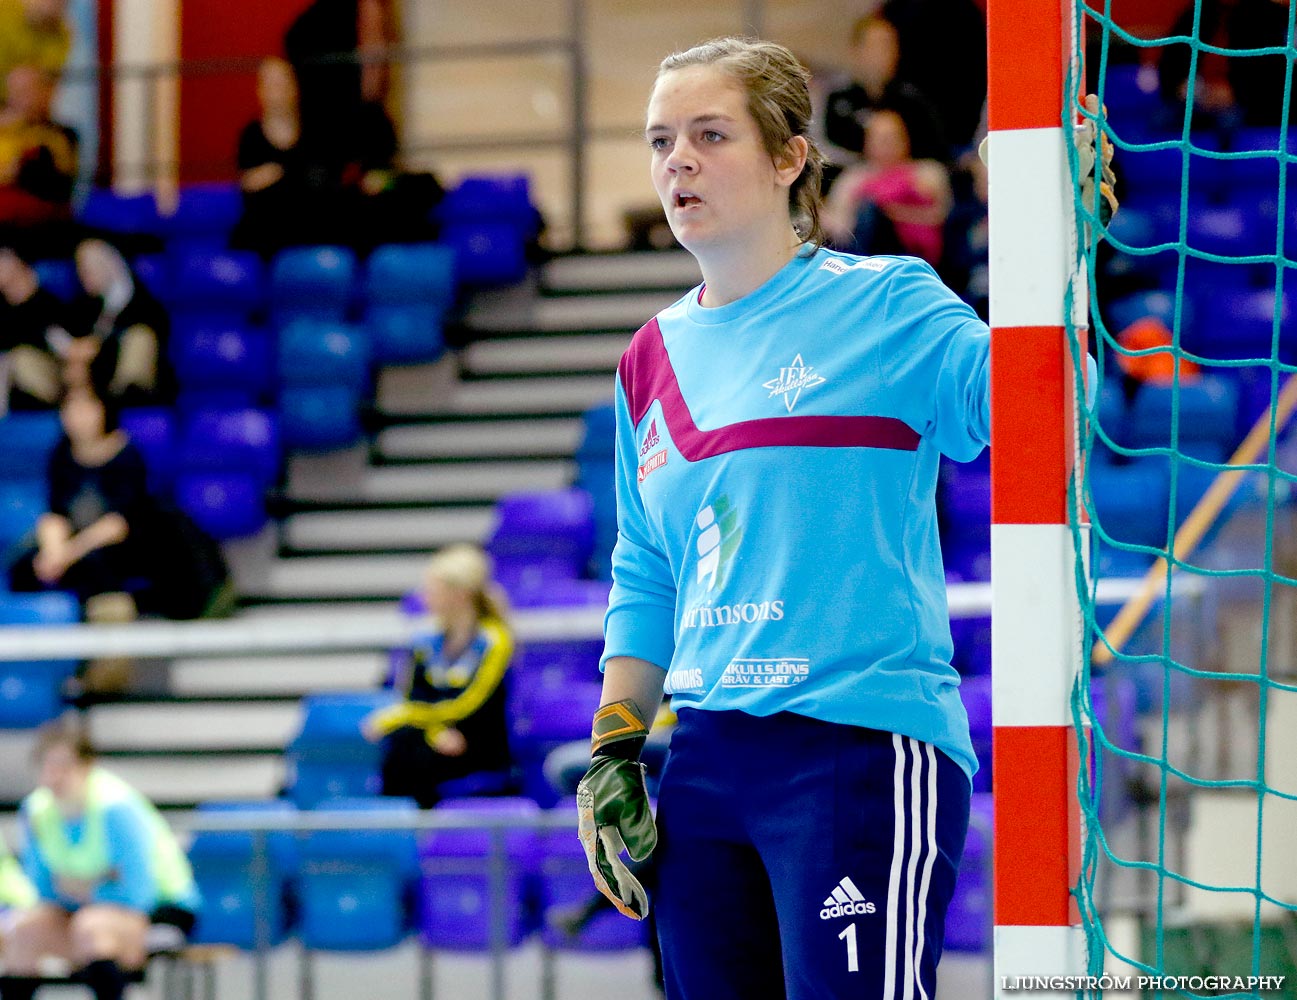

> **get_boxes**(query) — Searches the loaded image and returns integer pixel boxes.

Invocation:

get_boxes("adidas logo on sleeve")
[819,876,876,919]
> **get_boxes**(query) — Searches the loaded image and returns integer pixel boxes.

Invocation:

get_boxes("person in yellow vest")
[3,718,199,1000]
[362,543,515,808]
[0,833,36,914]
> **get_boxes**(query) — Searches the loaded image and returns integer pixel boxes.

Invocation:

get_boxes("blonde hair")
[425,543,509,623]
[657,37,826,249]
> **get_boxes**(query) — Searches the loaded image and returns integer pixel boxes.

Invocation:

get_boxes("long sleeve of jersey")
[600,375,679,673]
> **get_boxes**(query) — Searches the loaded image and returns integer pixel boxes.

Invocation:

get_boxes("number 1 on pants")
[838,922,859,973]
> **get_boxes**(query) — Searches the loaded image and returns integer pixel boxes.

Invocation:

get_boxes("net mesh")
[1068,2,1297,997]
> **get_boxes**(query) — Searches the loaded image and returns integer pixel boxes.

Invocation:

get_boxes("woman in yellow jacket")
[4,718,199,1000]
[363,543,515,808]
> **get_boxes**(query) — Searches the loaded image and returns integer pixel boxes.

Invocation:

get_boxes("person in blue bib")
[3,718,199,1000]
[575,36,1114,1000]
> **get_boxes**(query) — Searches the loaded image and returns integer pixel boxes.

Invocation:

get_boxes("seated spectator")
[0,239,70,411]
[0,0,70,98]
[7,379,230,629]
[824,107,952,264]
[363,543,515,808]
[0,64,77,226]
[230,57,314,257]
[66,238,173,407]
[5,718,199,1000]
[820,14,947,182]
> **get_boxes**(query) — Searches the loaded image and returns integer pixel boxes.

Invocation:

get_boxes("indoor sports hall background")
[0,0,1293,997]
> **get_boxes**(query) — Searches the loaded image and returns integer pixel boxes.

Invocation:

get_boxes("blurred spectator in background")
[66,239,173,408]
[231,57,313,257]
[0,0,70,101]
[883,0,987,152]
[0,64,77,227]
[825,106,952,264]
[1158,0,1238,127]
[5,719,199,1000]
[363,544,515,809]
[0,831,36,916]
[0,240,69,411]
[820,14,947,186]
[940,149,989,320]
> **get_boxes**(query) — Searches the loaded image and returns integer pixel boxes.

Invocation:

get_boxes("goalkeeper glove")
[576,699,657,920]
[1076,93,1118,228]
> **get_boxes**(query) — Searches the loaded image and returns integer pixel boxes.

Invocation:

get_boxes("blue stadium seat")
[539,797,646,952]
[0,412,62,481]
[1089,462,1171,571]
[1089,673,1140,825]
[278,319,371,392]
[285,692,395,808]
[0,592,80,728]
[0,481,44,556]
[440,223,527,287]
[486,489,595,583]
[1104,290,1193,338]
[131,254,171,302]
[437,175,536,230]
[1127,376,1239,452]
[179,408,280,487]
[515,638,603,688]
[78,189,160,236]
[279,385,364,452]
[364,243,456,310]
[1201,127,1294,201]
[270,245,358,326]
[508,677,602,806]
[417,797,541,950]
[170,249,266,322]
[944,792,991,952]
[1188,286,1296,364]
[119,408,177,493]
[172,324,274,400]
[174,472,267,540]
[574,401,616,468]
[1186,204,1275,260]
[363,305,446,366]
[164,183,243,250]
[949,613,990,677]
[189,800,299,947]
[939,460,991,582]
[298,797,420,951]
[32,259,78,301]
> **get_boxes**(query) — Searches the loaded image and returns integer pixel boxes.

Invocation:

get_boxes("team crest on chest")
[762,353,827,413]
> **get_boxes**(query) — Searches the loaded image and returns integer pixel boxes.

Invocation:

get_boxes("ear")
[774,135,809,188]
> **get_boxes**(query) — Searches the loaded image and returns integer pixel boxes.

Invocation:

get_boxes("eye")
[647,135,670,151]
[702,130,724,142]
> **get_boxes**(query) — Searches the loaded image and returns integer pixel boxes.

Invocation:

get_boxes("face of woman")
[864,110,911,167]
[258,60,298,112]
[39,744,90,807]
[60,388,106,443]
[646,65,795,256]
[75,241,117,297]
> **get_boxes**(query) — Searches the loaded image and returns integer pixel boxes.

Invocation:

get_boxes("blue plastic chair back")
[270,245,358,324]
[166,184,242,243]
[418,797,540,950]
[278,319,371,391]
[172,324,274,398]
[487,489,595,568]
[171,249,266,318]
[441,223,527,286]
[363,304,446,365]
[119,408,176,493]
[364,243,456,309]
[279,385,363,452]
[174,472,267,540]
[179,407,280,487]
[78,189,160,235]
[0,481,44,554]
[1128,377,1239,451]
[508,677,601,756]
[0,591,81,727]
[438,175,534,228]
[1090,461,1172,556]
[0,412,62,480]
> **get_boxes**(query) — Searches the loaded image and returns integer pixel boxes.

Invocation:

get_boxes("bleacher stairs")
[80,250,701,808]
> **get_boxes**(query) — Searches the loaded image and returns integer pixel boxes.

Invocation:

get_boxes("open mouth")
[674,192,702,208]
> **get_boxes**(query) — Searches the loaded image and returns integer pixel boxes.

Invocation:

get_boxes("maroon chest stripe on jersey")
[618,318,920,458]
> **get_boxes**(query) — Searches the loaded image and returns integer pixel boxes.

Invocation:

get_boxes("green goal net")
[1070,2,1297,997]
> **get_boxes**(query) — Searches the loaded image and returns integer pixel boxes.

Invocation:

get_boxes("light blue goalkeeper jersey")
[601,247,991,781]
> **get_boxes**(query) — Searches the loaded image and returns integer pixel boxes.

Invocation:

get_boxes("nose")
[664,137,697,174]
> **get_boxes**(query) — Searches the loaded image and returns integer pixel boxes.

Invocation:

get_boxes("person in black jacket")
[0,240,69,410]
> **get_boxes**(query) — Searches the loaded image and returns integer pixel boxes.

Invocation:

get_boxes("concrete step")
[288,457,574,504]
[283,506,496,552]
[541,251,700,293]
[375,418,582,461]
[169,652,388,697]
[104,754,284,806]
[465,291,678,334]
[461,333,631,376]
[244,553,429,599]
[87,701,301,752]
